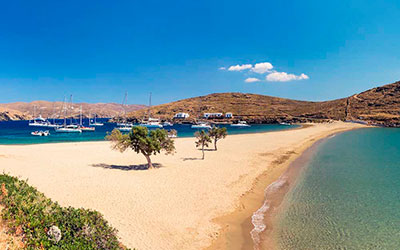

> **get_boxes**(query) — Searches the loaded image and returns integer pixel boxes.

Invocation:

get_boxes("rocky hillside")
[128,81,400,126]
[0,101,145,121]
[345,81,400,126]
[128,93,347,123]
[0,107,30,121]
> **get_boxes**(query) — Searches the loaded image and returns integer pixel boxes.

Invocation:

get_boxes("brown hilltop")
[128,80,400,126]
[0,101,145,121]
[345,81,400,126]
[2,80,400,126]
[128,93,347,123]
[0,107,30,121]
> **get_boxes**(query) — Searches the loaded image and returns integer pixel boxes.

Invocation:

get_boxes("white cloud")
[245,77,261,83]
[266,72,309,82]
[218,67,226,70]
[251,62,273,74]
[228,64,252,71]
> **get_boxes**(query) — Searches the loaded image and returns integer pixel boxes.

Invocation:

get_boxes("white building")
[203,113,223,119]
[174,113,190,119]
[225,112,233,118]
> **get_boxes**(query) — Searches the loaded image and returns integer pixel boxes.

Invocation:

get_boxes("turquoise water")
[0,120,298,145]
[275,128,400,249]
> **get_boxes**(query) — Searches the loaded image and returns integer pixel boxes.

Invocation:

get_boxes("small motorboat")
[31,130,50,136]
[230,121,250,127]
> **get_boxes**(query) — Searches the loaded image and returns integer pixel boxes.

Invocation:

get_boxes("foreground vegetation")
[0,174,128,249]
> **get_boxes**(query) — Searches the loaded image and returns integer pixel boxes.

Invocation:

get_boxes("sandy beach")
[0,122,364,249]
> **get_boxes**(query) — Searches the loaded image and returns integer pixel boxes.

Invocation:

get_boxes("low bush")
[0,174,129,249]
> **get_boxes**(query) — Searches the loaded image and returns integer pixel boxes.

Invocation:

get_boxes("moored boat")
[230,121,250,127]
[89,114,104,126]
[162,121,174,126]
[31,130,50,136]
[55,125,82,133]
[117,126,132,132]
[139,93,163,128]
[191,122,212,129]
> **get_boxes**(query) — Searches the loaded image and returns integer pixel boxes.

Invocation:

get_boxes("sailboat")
[139,93,163,128]
[89,113,104,126]
[79,106,95,132]
[55,96,82,133]
[117,92,134,132]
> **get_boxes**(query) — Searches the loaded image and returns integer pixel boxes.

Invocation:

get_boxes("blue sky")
[1,0,400,105]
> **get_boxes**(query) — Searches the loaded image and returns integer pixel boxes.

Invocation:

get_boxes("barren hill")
[128,93,347,123]
[345,81,400,126]
[128,81,400,126]
[0,101,145,121]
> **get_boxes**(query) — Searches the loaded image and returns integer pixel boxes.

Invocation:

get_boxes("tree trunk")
[214,139,217,151]
[144,154,153,169]
[202,144,205,160]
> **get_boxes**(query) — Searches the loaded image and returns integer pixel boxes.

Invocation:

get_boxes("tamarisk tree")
[106,126,175,169]
[208,126,228,151]
[195,130,212,160]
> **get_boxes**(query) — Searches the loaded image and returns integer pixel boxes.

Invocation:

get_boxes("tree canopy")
[106,126,175,168]
[195,130,212,160]
[208,126,228,150]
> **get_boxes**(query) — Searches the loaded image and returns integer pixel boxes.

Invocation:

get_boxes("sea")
[256,128,400,249]
[0,119,298,145]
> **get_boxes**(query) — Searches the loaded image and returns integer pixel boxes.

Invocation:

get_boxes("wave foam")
[250,177,287,249]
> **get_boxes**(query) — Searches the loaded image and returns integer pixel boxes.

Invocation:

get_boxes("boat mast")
[79,105,83,126]
[123,92,128,123]
[63,96,67,126]
[148,92,152,119]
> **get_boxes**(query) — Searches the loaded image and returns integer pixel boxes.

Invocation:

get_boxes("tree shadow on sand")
[90,163,162,171]
[181,157,203,161]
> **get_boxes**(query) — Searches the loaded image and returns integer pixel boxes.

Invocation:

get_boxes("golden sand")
[0,122,364,249]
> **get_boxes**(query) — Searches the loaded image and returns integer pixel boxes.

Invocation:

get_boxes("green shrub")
[0,174,129,249]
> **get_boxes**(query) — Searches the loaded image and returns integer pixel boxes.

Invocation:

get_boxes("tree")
[106,126,175,169]
[195,130,211,160]
[208,126,228,151]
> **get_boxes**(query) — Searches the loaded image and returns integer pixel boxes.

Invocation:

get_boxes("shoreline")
[206,126,364,250]
[0,124,303,147]
[0,122,366,249]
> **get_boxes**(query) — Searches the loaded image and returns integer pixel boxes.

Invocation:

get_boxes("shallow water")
[273,128,400,249]
[0,120,298,145]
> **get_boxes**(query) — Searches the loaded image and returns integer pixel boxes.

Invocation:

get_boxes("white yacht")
[117,122,134,127]
[230,121,250,127]
[29,115,59,128]
[139,121,163,128]
[162,121,173,126]
[55,125,82,133]
[191,122,212,129]
[117,126,132,132]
